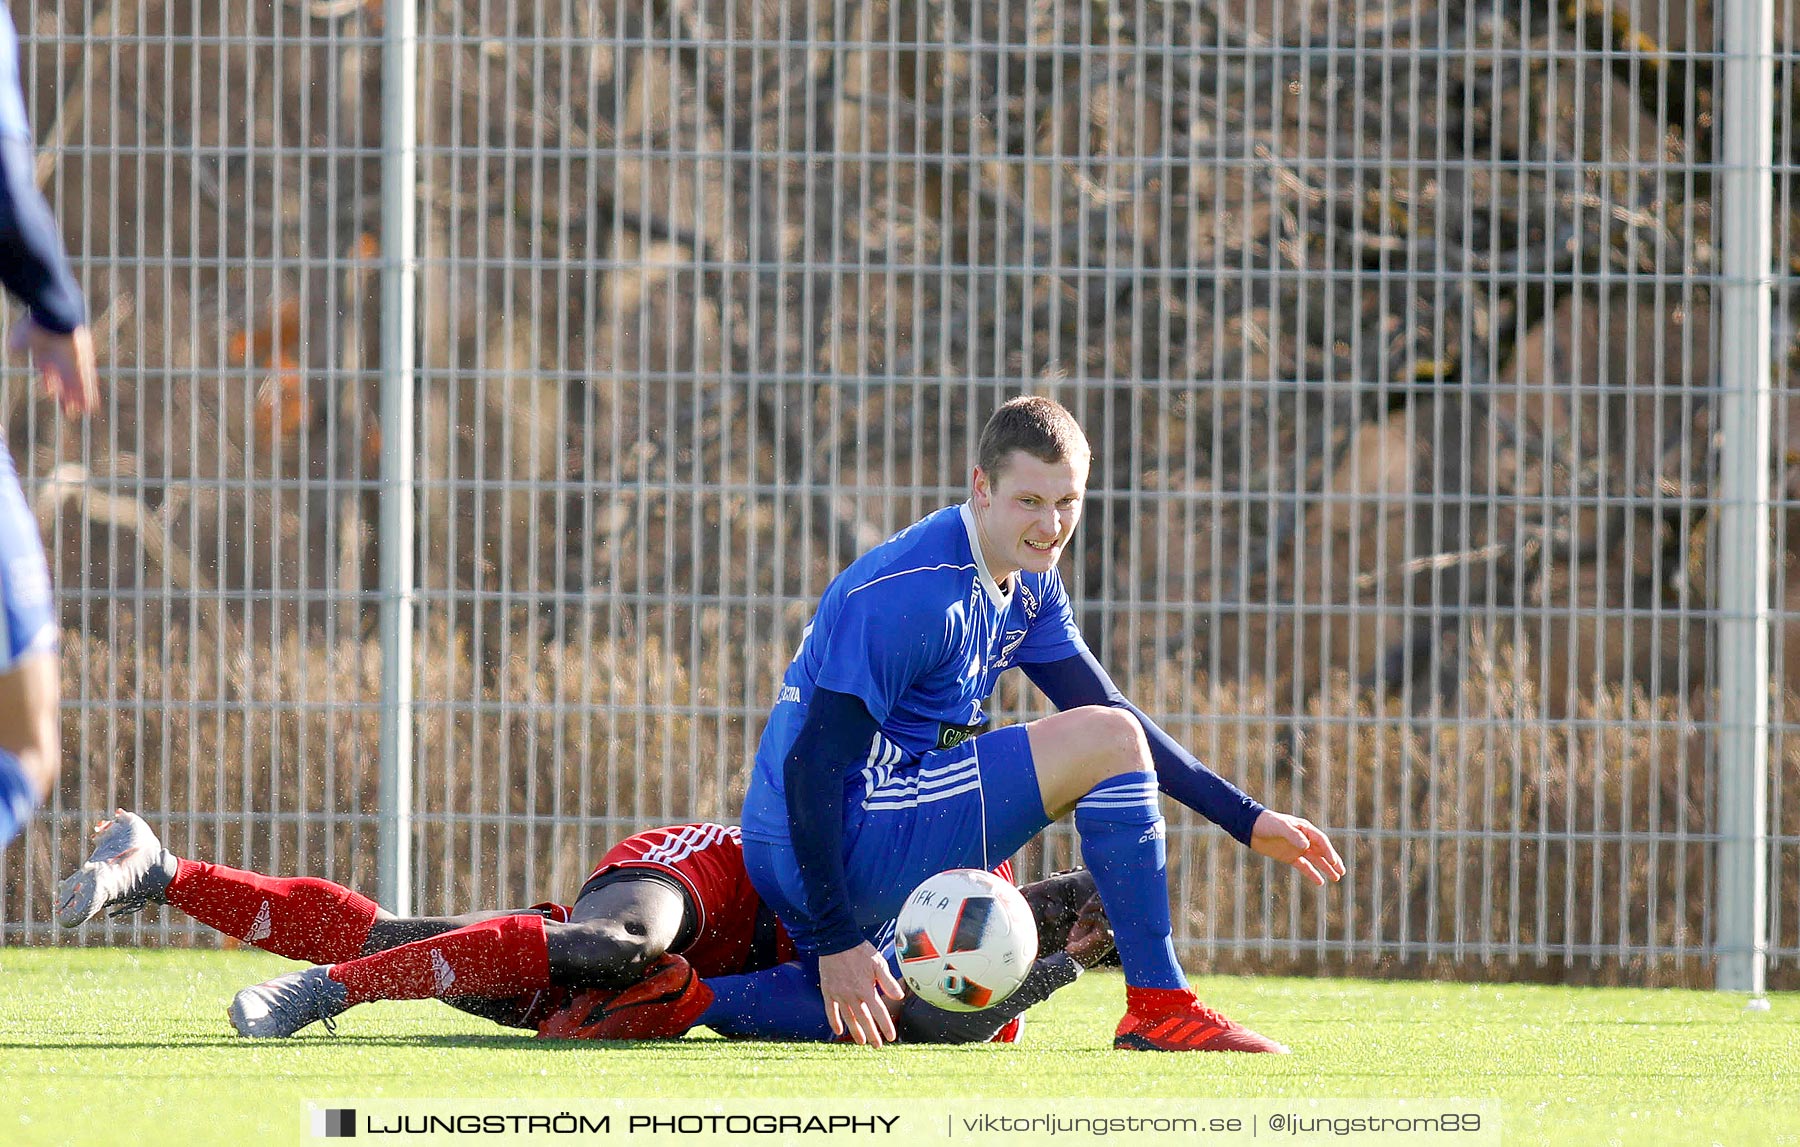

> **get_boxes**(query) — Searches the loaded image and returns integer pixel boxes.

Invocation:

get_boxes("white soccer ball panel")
[894,868,1037,1012]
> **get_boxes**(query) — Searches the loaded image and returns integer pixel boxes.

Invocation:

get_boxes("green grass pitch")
[2,948,1795,1146]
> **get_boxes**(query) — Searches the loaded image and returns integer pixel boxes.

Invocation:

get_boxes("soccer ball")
[894,868,1037,1012]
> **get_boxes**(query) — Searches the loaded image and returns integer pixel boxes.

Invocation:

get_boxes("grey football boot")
[228,965,351,1038]
[55,809,179,927]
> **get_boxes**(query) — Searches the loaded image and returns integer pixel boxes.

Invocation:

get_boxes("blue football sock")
[695,957,837,1041]
[1074,771,1188,990]
[0,746,40,850]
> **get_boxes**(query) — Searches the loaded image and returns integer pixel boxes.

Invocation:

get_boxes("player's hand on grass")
[1250,810,1346,886]
[818,942,904,1047]
[1064,893,1115,970]
[11,317,99,415]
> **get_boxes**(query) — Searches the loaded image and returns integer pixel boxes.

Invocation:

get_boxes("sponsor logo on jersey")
[1019,582,1040,620]
[777,684,801,705]
[936,720,988,750]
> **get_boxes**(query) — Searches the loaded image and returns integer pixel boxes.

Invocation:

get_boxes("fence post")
[1717,0,1774,996]
[377,0,419,918]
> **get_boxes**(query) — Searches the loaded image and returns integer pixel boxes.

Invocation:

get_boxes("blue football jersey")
[0,9,28,143]
[741,502,1086,843]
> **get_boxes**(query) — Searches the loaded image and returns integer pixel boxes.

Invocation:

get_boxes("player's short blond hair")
[976,396,1089,480]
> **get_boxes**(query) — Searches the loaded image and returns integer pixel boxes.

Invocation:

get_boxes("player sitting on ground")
[652,396,1345,1053]
[58,809,1113,1043]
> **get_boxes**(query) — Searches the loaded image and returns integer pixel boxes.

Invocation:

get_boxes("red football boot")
[1113,988,1288,1053]
[535,954,714,1040]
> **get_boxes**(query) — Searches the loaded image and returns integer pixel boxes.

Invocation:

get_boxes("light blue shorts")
[0,439,53,672]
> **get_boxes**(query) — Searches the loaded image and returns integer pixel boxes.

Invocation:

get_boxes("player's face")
[972,450,1089,579]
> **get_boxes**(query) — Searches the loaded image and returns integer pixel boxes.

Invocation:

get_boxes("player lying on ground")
[59,810,1113,1043]
[701,396,1345,1053]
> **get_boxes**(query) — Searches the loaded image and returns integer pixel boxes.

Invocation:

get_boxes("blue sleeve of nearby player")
[1021,650,1266,845]
[0,15,86,334]
[812,582,947,725]
[782,687,882,955]
[1014,568,1086,664]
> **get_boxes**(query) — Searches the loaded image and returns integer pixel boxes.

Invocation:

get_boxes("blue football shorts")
[0,438,55,673]
[744,723,1050,954]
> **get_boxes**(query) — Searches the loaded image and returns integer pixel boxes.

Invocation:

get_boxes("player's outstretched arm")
[10,316,96,415]
[0,125,98,415]
[1022,650,1263,842]
[1249,809,1346,885]
[1023,652,1346,883]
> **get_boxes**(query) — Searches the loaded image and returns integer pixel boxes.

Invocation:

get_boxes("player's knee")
[547,918,666,989]
[1069,705,1150,783]
[1031,706,1154,817]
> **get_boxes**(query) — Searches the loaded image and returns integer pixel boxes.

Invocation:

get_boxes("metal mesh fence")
[1,0,1793,986]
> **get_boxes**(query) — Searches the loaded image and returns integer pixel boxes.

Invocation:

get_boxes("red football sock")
[1125,985,1199,1017]
[327,914,551,1006]
[164,859,378,965]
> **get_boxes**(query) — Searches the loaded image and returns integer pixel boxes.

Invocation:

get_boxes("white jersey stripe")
[864,763,979,799]
[842,561,978,600]
[639,822,736,868]
[658,823,718,861]
[864,778,984,810]
[868,772,974,794]
[638,824,713,868]
[879,756,979,787]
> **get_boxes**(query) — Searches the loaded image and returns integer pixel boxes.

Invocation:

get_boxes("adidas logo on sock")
[430,950,456,994]
[246,901,272,943]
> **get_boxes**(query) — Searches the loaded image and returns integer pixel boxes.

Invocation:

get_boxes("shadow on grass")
[0,1034,868,1056]
[338,1036,895,1057]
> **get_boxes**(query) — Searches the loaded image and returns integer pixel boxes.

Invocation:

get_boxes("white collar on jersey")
[959,501,1014,611]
